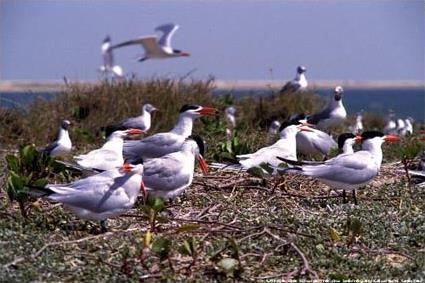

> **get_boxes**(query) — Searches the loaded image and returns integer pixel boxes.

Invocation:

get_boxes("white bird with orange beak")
[142,135,208,200]
[278,131,400,203]
[235,119,315,169]
[30,163,144,232]
[123,104,217,163]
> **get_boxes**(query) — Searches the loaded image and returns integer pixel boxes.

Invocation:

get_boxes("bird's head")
[334,86,344,101]
[297,65,307,74]
[61,120,71,130]
[179,104,218,118]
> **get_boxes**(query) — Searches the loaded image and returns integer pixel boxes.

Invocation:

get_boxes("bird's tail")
[25,184,54,198]
[55,160,101,175]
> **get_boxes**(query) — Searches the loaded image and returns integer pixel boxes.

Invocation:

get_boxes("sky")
[1,0,424,82]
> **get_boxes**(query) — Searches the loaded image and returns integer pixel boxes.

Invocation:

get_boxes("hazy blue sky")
[1,0,424,81]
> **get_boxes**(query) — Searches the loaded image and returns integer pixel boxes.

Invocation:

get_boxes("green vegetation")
[0,79,424,281]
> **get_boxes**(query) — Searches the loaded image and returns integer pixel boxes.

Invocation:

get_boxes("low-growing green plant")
[140,195,166,232]
[4,144,68,217]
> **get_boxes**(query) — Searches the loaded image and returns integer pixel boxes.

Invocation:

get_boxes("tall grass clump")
[3,78,411,162]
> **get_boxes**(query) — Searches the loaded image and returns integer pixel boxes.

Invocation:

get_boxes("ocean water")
[213,88,425,122]
[1,88,424,121]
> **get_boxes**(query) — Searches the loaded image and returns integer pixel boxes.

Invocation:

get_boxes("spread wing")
[112,36,161,55]
[156,23,179,48]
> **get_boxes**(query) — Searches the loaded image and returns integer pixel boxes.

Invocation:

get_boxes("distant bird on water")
[99,35,124,79]
[41,120,72,157]
[112,23,190,62]
[280,66,308,93]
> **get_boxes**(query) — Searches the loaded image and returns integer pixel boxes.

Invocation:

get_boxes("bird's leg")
[342,190,347,204]
[352,189,358,205]
[100,220,108,233]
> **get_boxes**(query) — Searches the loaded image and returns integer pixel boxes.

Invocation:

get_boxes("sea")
[0,88,424,121]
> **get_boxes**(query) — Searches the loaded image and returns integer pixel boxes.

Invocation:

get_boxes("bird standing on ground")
[104,103,157,137]
[112,23,190,62]
[234,120,314,169]
[74,129,143,171]
[30,163,144,232]
[290,113,338,158]
[307,86,347,130]
[123,104,217,163]
[224,106,236,138]
[278,131,400,204]
[383,111,397,134]
[349,112,364,134]
[99,35,124,79]
[41,120,72,157]
[143,135,208,200]
[280,66,308,93]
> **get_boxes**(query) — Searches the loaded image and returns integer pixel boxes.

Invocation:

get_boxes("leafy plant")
[140,195,165,232]
[5,144,68,217]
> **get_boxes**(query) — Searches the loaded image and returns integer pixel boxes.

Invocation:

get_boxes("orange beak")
[354,135,362,144]
[197,155,208,175]
[198,107,218,116]
[180,52,190,57]
[127,128,144,135]
[140,179,146,197]
[297,124,315,132]
[384,135,400,142]
[120,163,133,173]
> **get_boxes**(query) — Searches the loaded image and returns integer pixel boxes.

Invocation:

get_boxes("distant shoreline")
[0,79,424,92]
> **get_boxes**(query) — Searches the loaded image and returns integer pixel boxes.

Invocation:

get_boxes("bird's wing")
[156,23,179,48]
[112,36,161,54]
[75,149,121,169]
[143,154,189,192]
[307,106,332,125]
[123,132,184,160]
[49,174,137,213]
[302,152,376,184]
[311,131,337,154]
[42,141,59,155]
[121,116,146,130]
[280,81,299,93]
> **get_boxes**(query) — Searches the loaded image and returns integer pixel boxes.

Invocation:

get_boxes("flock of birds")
[26,23,418,231]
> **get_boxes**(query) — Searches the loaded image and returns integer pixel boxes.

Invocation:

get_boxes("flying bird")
[112,23,190,62]
[280,66,308,93]
[99,35,124,78]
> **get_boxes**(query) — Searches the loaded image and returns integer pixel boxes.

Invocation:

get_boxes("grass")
[0,79,424,281]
